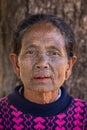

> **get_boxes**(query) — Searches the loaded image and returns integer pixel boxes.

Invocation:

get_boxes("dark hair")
[13,14,77,58]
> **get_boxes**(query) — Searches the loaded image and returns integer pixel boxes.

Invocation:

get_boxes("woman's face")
[12,22,75,93]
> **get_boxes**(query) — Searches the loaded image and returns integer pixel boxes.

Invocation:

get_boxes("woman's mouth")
[33,76,51,82]
[34,76,50,79]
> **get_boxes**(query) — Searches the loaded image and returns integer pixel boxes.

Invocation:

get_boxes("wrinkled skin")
[10,22,76,104]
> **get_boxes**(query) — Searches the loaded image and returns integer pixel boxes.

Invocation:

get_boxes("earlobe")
[9,53,20,78]
[65,56,77,80]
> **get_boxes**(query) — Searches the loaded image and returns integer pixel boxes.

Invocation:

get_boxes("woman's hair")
[13,14,77,58]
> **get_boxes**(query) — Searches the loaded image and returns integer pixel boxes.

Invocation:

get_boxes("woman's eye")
[49,51,59,56]
[52,52,58,55]
[28,50,35,54]
[26,49,36,55]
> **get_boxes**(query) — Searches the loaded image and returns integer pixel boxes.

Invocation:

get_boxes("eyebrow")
[24,43,64,52]
[46,45,66,56]
[46,45,63,52]
[24,44,39,49]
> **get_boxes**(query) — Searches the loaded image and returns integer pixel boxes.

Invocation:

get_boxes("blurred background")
[0,0,87,100]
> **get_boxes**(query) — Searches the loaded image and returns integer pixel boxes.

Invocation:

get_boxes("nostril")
[36,65,48,69]
[35,64,49,69]
[36,65,40,69]
[44,66,48,69]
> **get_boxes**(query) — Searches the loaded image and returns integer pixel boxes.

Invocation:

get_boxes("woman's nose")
[35,54,49,69]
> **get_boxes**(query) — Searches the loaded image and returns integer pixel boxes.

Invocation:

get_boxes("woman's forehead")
[21,21,65,43]
[21,22,66,51]
[23,21,61,35]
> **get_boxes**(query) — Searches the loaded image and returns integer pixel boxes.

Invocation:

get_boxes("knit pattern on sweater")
[0,87,87,130]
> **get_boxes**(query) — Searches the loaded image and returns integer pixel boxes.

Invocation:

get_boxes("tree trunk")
[0,0,87,100]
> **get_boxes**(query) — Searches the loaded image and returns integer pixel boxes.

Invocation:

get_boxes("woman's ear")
[9,53,20,78]
[65,56,77,80]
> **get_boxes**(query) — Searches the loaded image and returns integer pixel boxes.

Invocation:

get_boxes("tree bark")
[0,0,87,100]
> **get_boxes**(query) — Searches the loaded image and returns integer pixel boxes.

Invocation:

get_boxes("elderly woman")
[0,14,87,130]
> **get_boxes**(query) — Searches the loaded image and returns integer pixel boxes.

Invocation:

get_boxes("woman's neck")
[23,88,59,104]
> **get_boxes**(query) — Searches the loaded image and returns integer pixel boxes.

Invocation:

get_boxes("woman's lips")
[34,77,50,79]
[33,76,51,82]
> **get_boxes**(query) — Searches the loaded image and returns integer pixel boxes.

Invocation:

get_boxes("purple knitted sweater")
[0,86,87,130]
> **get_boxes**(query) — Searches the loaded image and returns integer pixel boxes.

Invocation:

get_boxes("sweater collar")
[8,86,72,117]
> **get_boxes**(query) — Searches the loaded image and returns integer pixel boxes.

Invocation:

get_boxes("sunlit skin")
[10,21,77,104]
